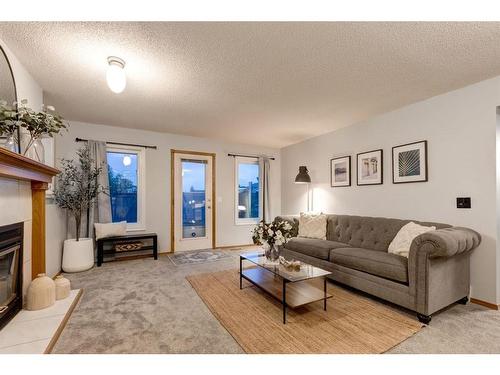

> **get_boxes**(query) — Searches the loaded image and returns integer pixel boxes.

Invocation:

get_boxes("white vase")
[26,273,56,311]
[54,275,71,300]
[62,238,94,273]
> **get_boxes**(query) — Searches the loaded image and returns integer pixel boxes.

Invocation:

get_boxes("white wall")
[50,121,281,253]
[281,76,500,304]
[0,38,43,110]
[45,203,66,277]
[496,108,500,304]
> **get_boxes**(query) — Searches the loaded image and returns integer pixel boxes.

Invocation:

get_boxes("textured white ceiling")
[1,22,500,148]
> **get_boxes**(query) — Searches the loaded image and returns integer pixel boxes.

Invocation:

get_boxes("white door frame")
[171,149,216,252]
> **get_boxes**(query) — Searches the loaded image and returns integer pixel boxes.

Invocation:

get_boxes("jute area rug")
[187,269,423,354]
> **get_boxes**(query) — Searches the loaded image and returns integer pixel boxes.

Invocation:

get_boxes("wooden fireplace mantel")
[0,148,60,279]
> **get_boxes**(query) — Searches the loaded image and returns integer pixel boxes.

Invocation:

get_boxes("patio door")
[171,150,215,252]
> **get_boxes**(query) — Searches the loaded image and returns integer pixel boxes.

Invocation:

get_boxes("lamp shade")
[294,166,311,183]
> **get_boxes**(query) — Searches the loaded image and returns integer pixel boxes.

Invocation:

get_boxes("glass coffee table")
[239,251,332,324]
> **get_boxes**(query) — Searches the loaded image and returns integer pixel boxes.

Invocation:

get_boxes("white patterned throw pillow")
[298,212,327,240]
[388,221,436,258]
[94,221,127,240]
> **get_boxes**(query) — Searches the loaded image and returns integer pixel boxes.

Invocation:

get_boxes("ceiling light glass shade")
[294,166,311,183]
[106,56,126,94]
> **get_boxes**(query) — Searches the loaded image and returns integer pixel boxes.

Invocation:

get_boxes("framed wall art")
[330,156,351,187]
[357,149,383,185]
[392,140,427,184]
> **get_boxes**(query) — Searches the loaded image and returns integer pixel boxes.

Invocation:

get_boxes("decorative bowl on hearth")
[26,273,56,311]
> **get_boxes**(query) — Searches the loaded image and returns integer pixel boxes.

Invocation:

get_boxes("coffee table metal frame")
[239,252,331,324]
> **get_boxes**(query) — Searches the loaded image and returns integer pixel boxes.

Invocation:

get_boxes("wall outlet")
[456,197,471,209]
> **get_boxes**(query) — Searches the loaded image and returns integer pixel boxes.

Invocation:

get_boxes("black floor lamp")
[294,166,311,212]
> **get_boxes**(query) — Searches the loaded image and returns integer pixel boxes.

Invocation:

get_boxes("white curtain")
[84,140,112,238]
[259,156,271,222]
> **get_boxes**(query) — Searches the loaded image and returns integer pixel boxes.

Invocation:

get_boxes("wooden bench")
[97,233,158,266]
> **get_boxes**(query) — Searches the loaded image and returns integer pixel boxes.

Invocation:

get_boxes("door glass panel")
[238,163,259,219]
[182,159,207,239]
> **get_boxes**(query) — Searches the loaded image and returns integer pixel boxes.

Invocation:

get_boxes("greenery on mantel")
[0,100,21,135]
[0,98,68,154]
[53,145,106,241]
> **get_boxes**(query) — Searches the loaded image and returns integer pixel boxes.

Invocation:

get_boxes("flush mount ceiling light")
[106,56,126,94]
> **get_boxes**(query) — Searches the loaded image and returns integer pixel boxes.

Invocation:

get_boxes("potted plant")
[252,220,294,261]
[53,144,106,272]
[0,98,67,161]
[17,99,67,162]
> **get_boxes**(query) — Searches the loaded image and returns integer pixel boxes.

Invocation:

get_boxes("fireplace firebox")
[0,222,23,330]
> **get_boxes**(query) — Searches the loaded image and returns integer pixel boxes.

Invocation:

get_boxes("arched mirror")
[0,44,19,153]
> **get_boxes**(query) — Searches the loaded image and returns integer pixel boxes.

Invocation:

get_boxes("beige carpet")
[187,269,423,354]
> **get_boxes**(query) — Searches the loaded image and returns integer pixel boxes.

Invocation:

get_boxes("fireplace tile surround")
[0,178,32,297]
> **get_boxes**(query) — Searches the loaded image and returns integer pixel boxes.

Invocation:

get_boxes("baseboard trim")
[470,298,499,310]
[44,289,83,354]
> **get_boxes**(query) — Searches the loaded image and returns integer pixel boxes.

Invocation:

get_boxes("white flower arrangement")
[252,220,294,249]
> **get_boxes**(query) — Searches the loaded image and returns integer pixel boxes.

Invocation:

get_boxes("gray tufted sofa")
[275,214,481,324]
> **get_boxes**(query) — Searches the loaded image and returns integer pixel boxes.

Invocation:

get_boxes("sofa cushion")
[284,237,350,260]
[329,247,409,283]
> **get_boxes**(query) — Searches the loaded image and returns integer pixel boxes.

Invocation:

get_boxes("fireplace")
[0,222,23,330]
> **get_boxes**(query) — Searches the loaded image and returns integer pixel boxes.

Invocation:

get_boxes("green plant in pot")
[17,99,67,162]
[53,144,106,272]
[1,99,67,160]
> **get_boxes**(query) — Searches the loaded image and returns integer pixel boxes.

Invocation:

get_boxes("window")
[234,157,261,225]
[106,145,146,231]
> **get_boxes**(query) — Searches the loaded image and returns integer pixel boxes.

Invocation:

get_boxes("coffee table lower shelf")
[240,267,332,323]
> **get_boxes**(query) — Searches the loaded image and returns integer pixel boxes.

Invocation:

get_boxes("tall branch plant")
[53,145,105,241]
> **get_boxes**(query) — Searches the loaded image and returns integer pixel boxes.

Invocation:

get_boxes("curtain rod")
[75,137,157,150]
[227,153,275,160]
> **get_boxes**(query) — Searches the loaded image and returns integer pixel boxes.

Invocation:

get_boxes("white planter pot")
[62,238,94,273]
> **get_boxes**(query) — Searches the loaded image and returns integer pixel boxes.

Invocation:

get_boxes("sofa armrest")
[410,227,481,259]
[409,227,480,315]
